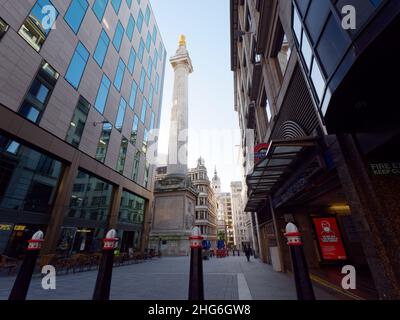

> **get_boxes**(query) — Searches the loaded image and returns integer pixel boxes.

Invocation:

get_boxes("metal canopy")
[244,138,317,212]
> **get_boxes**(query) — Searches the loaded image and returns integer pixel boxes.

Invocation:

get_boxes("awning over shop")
[245,138,317,212]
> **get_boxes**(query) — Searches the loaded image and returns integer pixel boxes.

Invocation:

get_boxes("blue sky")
[151,0,242,192]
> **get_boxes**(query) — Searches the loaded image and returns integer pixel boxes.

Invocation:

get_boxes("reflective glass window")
[64,0,89,34]
[92,0,108,22]
[66,96,90,147]
[95,122,112,162]
[18,0,59,51]
[65,42,90,89]
[94,29,110,67]
[94,74,111,114]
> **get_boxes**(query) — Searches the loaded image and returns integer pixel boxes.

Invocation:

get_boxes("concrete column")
[41,153,80,255]
[328,134,400,299]
[167,35,193,176]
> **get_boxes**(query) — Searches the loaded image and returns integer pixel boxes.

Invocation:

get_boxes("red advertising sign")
[254,143,269,165]
[313,217,347,261]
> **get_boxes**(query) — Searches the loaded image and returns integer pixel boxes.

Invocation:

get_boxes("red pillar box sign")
[103,229,118,250]
[190,227,203,249]
[27,231,44,251]
[312,217,347,261]
[284,223,303,246]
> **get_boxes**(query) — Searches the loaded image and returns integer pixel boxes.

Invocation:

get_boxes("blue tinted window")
[155,73,159,93]
[93,0,108,22]
[65,0,89,34]
[115,97,126,131]
[149,84,154,106]
[154,49,158,67]
[150,111,155,129]
[129,80,138,108]
[94,29,110,67]
[153,54,158,70]
[19,62,59,123]
[140,98,147,123]
[138,38,145,62]
[126,0,132,8]
[133,115,139,130]
[111,0,122,14]
[159,42,163,58]
[19,103,40,122]
[65,42,90,89]
[145,5,150,25]
[114,58,125,91]
[137,10,144,32]
[152,25,157,44]
[146,32,151,52]
[113,21,124,52]
[95,74,111,114]
[370,0,382,7]
[147,59,153,79]
[139,67,146,92]
[128,47,136,74]
[126,15,135,41]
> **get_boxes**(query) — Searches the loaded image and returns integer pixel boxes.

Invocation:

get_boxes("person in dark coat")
[244,245,251,262]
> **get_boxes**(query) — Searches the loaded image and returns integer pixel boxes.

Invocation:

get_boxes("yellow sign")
[14,225,26,231]
[0,224,12,231]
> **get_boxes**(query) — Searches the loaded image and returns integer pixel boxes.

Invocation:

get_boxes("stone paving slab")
[0,256,336,300]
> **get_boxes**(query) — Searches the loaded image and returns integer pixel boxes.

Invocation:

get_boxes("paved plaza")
[0,256,337,300]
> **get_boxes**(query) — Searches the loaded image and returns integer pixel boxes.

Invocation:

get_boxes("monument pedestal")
[149,174,198,256]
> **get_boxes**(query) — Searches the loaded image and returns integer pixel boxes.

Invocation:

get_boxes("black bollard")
[9,231,44,300]
[93,229,118,300]
[188,227,204,300]
[285,222,315,300]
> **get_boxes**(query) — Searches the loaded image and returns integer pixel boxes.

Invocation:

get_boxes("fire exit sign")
[369,162,400,175]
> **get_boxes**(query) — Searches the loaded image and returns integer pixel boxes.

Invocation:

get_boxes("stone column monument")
[149,36,198,256]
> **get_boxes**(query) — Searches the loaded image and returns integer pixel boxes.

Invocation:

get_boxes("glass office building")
[0,0,166,258]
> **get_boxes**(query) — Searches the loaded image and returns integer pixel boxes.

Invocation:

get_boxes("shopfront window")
[0,134,63,213]
[56,227,105,255]
[67,170,113,222]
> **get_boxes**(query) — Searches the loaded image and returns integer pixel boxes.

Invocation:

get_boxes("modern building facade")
[188,158,218,247]
[231,0,400,299]
[0,0,166,259]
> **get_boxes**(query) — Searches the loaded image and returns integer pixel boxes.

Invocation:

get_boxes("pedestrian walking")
[244,245,251,262]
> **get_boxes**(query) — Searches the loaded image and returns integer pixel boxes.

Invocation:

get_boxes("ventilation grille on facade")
[272,66,320,140]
